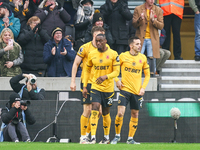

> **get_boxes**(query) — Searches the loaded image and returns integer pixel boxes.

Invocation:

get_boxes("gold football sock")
[86,117,91,134]
[90,110,99,136]
[102,113,111,136]
[80,115,88,136]
[128,117,138,138]
[115,115,123,135]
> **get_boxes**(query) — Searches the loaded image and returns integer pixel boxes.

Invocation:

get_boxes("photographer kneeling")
[0,93,36,142]
[10,74,45,100]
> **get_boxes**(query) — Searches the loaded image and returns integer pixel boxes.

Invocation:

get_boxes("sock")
[128,117,138,138]
[102,113,111,138]
[104,135,109,140]
[80,115,88,137]
[115,115,123,136]
[90,110,99,136]
[86,117,91,135]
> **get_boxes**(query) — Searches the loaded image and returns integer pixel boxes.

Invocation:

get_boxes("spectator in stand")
[65,35,82,77]
[132,0,164,76]
[189,0,200,61]
[10,73,45,100]
[0,2,21,39]
[159,0,184,60]
[34,0,71,36]
[0,28,23,77]
[100,0,132,55]
[74,0,94,51]
[17,16,50,77]
[85,9,114,47]
[59,0,80,25]
[156,29,171,76]
[9,0,32,30]
[23,0,42,17]
[43,27,75,77]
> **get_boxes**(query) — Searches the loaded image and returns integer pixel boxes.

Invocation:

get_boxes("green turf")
[0,142,200,150]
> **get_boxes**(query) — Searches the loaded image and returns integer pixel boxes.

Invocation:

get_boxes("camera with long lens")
[20,100,31,106]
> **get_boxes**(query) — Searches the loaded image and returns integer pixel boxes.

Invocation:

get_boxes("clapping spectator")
[43,27,75,77]
[34,0,71,36]
[100,0,132,54]
[0,28,23,77]
[18,16,50,77]
[74,0,94,51]
[0,2,21,39]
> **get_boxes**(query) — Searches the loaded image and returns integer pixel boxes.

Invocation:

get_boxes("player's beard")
[98,47,104,52]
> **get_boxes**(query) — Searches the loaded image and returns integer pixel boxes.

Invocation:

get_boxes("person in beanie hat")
[85,9,114,47]
[43,26,76,77]
[0,93,36,142]
[0,2,21,39]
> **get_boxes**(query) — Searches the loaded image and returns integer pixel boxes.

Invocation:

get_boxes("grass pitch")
[0,142,200,150]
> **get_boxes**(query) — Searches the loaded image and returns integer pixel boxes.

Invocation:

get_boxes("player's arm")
[107,54,120,80]
[70,55,82,91]
[139,59,150,95]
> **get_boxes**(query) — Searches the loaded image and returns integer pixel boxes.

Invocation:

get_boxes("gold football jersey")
[77,41,96,84]
[119,51,150,95]
[83,47,120,92]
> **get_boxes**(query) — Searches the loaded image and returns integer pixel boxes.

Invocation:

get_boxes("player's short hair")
[91,26,105,36]
[96,33,106,39]
[128,36,140,45]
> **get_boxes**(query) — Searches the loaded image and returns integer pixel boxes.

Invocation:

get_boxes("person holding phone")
[0,28,23,77]
[43,27,76,77]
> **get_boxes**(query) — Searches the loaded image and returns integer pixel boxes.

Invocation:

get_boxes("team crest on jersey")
[139,59,142,63]
[106,55,109,59]
[99,59,103,63]
[116,56,119,62]
[132,62,136,66]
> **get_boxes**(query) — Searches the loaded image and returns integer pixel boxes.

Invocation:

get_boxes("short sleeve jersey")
[119,51,150,95]
[77,42,96,84]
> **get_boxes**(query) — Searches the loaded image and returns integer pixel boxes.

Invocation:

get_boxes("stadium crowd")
[0,0,188,77]
[0,0,197,144]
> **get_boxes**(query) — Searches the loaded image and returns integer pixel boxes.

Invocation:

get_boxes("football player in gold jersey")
[70,26,105,144]
[110,36,150,144]
[83,34,120,144]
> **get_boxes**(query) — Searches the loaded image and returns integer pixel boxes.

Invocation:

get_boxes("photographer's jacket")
[10,74,45,100]
[1,103,36,126]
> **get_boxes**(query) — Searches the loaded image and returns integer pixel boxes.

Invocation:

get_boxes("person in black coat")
[10,73,45,100]
[34,0,71,36]
[100,0,132,54]
[1,93,36,142]
[84,10,114,47]
[17,16,50,76]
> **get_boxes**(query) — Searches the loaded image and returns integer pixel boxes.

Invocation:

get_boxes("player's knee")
[117,111,124,117]
[131,111,139,118]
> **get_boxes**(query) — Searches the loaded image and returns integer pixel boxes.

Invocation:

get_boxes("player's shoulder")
[108,47,118,56]
[138,53,147,60]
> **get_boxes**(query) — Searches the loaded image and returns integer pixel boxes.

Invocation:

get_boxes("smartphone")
[8,39,13,46]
